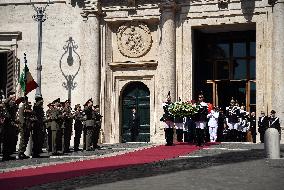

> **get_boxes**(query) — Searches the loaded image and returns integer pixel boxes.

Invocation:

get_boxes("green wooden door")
[122,82,150,142]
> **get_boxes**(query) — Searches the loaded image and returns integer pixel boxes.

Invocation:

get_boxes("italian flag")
[19,65,38,95]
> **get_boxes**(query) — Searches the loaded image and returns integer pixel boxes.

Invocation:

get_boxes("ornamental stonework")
[117,22,152,58]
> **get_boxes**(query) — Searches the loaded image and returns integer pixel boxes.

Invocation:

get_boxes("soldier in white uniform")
[226,98,240,142]
[207,107,219,142]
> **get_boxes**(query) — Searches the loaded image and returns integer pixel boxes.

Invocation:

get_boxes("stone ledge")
[109,60,158,69]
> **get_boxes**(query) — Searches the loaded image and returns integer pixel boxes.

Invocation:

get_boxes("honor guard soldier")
[258,111,269,143]
[73,104,84,151]
[226,98,240,142]
[84,98,96,151]
[32,96,45,157]
[46,102,53,152]
[18,98,36,159]
[93,105,103,149]
[50,98,62,155]
[2,91,18,161]
[62,99,73,153]
[193,92,208,146]
[161,91,174,146]
[268,110,281,137]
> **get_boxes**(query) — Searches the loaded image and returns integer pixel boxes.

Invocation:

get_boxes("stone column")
[159,1,177,101]
[271,1,284,142]
[83,12,101,105]
[155,1,177,142]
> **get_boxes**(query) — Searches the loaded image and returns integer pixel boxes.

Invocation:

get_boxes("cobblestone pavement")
[2,143,284,190]
[0,143,154,173]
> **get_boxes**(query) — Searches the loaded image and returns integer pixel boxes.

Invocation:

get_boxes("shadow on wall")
[241,0,255,22]
[59,37,82,102]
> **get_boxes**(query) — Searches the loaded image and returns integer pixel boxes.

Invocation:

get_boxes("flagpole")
[23,53,32,157]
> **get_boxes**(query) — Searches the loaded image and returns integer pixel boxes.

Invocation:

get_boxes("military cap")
[271,110,276,114]
[35,96,43,102]
[65,99,71,103]
[84,98,93,106]
[52,98,60,104]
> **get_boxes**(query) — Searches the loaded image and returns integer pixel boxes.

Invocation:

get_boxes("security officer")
[33,96,45,157]
[93,105,102,149]
[84,98,95,151]
[2,91,18,161]
[73,104,84,151]
[161,91,174,146]
[258,111,269,143]
[62,99,73,153]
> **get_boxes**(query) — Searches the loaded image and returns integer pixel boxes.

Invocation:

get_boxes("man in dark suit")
[130,107,140,142]
[258,111,269,143]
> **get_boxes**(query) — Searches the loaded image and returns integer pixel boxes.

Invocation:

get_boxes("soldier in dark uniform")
[258,111,269,143]
[130,107,139,142]
[84,98,95,151]
[82,103,87,150]
[268,110,281,137]
[93,105,103,149]
[62,99,73,153]
[50,98,62,155]
[225,98,240,142]
[73,104,84,151]
[161,92,174,146]
[193,93,208,147]
[32,96,45,157]
[45,102,53,152]
[18,98,36,159]
[2,91,18,161]
[249,112,257,143]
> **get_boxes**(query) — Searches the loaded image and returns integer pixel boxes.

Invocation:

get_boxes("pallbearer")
[226,98,240,142]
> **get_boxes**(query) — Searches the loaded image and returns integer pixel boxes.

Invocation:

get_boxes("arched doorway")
[121,82,150,142]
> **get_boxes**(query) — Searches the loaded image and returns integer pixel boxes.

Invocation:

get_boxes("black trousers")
[176,129,183,142]
[165,128,174,145]
[195,128,204,146]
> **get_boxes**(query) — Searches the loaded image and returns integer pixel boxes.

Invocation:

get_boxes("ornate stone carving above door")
[117,22,152,58]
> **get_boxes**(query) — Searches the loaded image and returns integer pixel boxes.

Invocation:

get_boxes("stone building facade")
[0,0,283,143]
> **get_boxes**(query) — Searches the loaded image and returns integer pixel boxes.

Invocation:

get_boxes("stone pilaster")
[271,1,284,141]
[81,1,102,105]
[154,0,177,142]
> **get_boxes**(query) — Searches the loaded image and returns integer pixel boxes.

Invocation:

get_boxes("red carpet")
[0,143,214,189]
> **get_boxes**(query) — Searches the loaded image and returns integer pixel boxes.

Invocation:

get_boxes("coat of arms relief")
[117,22,153,58]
